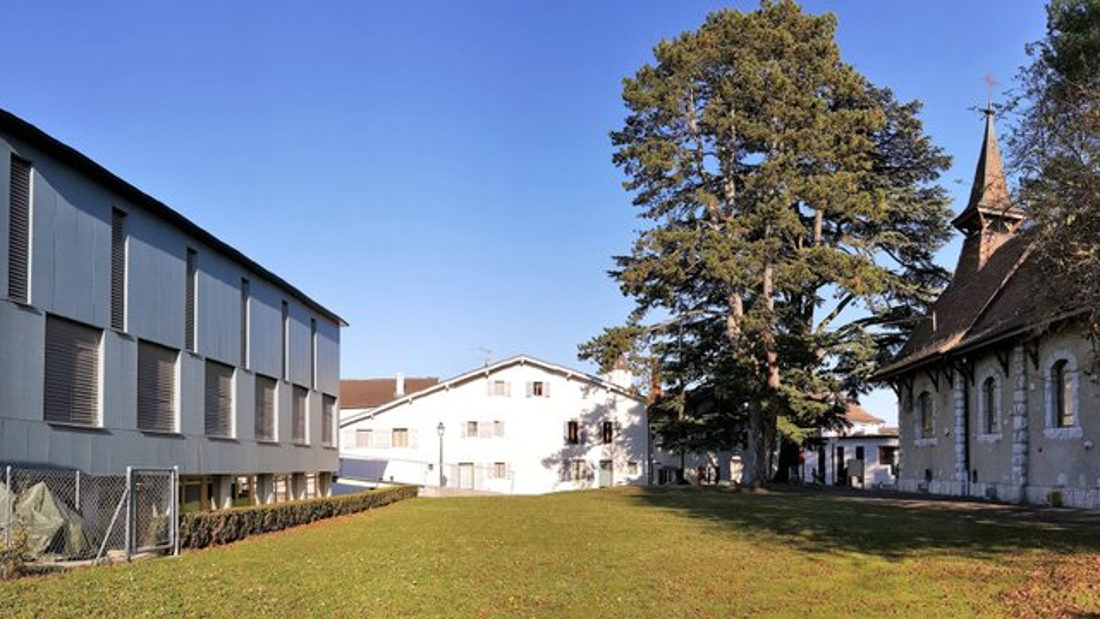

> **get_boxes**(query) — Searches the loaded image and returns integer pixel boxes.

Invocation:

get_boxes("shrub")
[178,485,418,549]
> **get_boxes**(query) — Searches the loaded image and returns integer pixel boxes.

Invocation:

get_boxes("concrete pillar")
[215,475,232,509]
[954,371,968,495]
[1011,343,1030,499]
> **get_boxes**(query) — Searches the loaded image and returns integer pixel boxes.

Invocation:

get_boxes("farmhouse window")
[601,421,614,444]
[566,420,580,444]
[392,428,409,448]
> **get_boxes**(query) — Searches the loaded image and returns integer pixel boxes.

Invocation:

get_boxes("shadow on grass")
[631,485,1100,560]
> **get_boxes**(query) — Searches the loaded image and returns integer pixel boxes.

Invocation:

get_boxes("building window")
[43,315,101,426]
[601,421,614,444]
[982,376,999,434]
[492,462,507,479]
[281,300,290,381]
[110,208,127,330]
[392,428,409,448]
[137,340,178,433]
[566,420,580,444]
[1051,359,1075,427]
[322,394,335,446]
[204,360,234,438]
[355,429,372,448]
[493,420,504,437]
[917,391,933,439]
[240,278,250,369]
[528,381,549,397]
[292,385,308,444]
[465,420,478,438]
[185,248,197,352]
[310,318,317,390]
[489,380,510,397]
[627,461,639,475]
[569,459,588,481]
[254,374,277,441]
[8,155,31,303]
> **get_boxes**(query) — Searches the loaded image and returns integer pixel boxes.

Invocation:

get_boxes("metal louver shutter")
[185,249,197,351]
[292,385,307,443]
[204,360,234,437]
[137,340,177,432]
[322,394,335,446]
[44,315,101,425]
[110,209,126,330]
[254,374,276,441]
[8,156,31,302]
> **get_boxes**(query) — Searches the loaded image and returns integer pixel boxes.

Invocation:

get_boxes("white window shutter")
[505,381,512,397]
[526,382,532,398]
[544,381,551,397]
[487,380,493,396]
[409,428,418,448]
[479,421,492,439]
[494,420,504,437]
[461,422,468,439]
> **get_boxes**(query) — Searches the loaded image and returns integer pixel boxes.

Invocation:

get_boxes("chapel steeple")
[951,108,1027,277]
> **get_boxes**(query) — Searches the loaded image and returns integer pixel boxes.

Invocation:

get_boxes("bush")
[178,485,418,549]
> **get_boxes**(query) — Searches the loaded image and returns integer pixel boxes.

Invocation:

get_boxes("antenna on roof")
[477,346,492,367]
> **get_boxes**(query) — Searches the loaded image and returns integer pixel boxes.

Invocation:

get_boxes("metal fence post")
[75,469,81,512]
[4,466,11,552]
[172,466,180,557]
[124,466,133,562]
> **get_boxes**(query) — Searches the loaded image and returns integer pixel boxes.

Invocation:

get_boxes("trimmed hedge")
[179,485,418,549]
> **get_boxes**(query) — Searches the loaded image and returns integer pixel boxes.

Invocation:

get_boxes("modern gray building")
[0,108,344,511]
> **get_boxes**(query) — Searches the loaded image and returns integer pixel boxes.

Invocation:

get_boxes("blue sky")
[0,2,1047,423]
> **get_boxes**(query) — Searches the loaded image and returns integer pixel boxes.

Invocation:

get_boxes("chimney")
[394,372,405,398]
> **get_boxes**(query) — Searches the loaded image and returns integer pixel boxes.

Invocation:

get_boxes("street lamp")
[437,422,445,488]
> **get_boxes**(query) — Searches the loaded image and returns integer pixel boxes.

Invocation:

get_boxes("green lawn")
[3,486,1099,617]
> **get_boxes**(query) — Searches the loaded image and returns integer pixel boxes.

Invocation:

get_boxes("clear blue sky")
[0,2,1047,423]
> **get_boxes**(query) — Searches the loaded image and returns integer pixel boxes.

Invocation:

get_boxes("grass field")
[2,486,1100,617]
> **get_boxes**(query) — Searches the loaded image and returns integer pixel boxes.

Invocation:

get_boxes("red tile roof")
[339,377,439,409]
[844,401,884,425]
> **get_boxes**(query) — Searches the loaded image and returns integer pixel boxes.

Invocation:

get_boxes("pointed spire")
[952,107,1025,234]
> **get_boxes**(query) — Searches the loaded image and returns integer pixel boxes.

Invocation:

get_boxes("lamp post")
[437,422,445,488]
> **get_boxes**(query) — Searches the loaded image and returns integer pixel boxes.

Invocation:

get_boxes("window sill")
[322,444,337,450]
[255,439,280,445]
[292,441,311,448]
[46,421,106,432]
[139,429,183,438]
[206,435,239,443]
[976,433,1002,443]
[913,438,938,448]
[1044,426,1083,440]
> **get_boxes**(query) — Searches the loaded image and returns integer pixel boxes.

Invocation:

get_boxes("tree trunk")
[745,261,781,488]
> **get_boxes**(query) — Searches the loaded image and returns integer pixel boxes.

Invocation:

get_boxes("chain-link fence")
[1,466,178,568]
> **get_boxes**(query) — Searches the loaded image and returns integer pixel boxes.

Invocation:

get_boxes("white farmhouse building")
[799,402,899,488]
[339,356,649,494]
[0,108,344,511]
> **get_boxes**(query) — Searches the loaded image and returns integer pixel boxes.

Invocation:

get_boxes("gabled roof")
[874,110,1081,381]
[339,355,644,427]
[340,377,439,410]
[843,401,884,425]
[0,107,347,326]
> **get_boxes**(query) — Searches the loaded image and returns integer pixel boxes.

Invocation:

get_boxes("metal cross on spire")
[982,73,997,112]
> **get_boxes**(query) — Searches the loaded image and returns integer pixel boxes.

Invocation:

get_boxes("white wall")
[340,360,648,495]
[0,128,341,477]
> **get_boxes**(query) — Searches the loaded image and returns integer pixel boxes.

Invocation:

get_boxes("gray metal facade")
[0,116,341,478]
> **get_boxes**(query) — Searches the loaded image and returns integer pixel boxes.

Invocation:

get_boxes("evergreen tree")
[581,1,951,485]
[1009,0,1100,338]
